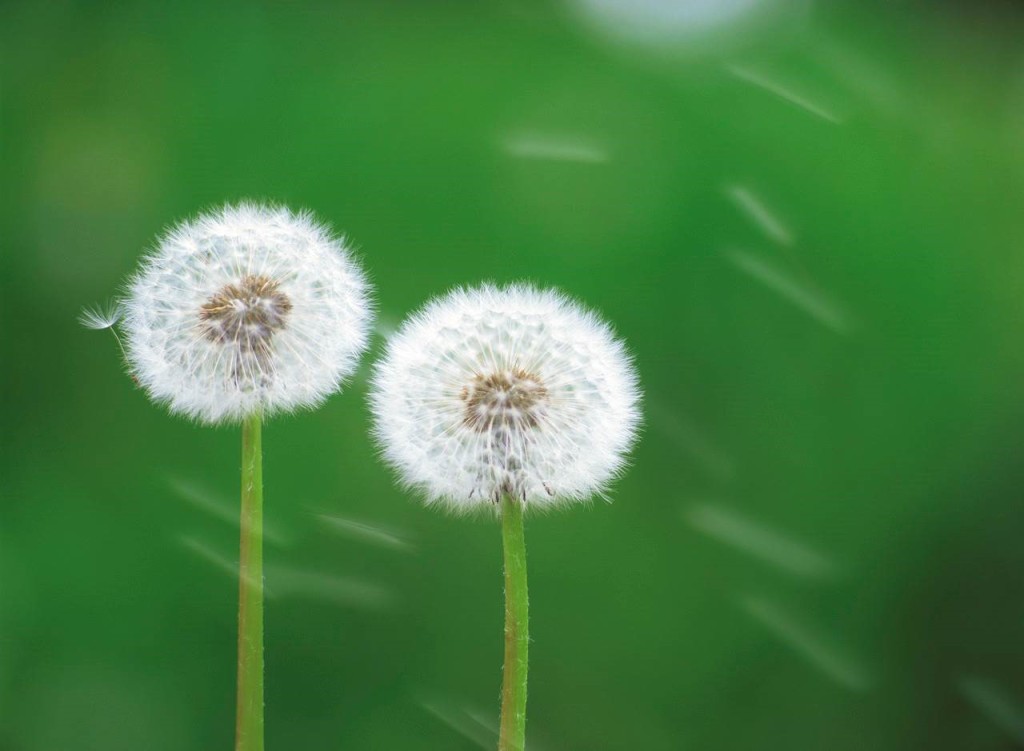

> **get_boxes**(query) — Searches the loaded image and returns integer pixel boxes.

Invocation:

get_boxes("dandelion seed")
[80,300,131,366]
[370,284,641,511]
[123,202,373,424]
[78,301,123,330]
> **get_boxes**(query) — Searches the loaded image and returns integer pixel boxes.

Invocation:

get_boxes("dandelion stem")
[499,494,529,751]
[236,413,264,751]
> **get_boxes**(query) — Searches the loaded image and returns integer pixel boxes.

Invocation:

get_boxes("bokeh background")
[3,1,1024,748]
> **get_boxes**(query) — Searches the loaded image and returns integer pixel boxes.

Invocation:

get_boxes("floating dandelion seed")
[123,202,372,423]
[79,301,123,330]
[80,300,132,369]
[371,283,640,751]
[370,284,641,512]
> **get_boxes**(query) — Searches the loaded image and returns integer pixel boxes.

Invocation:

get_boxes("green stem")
[498,495,529,751]
[236,413,264,751]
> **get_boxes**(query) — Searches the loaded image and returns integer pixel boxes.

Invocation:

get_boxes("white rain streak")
[738,595,871,692]
[725,184,794,247]
[314,513,414,553]
[501,133,609,164]
[168,477,289,547]
[647,402,735,483]
[178,537,389,607]
[960,676,1024,745]
[684,503,834,580]
[724,248,852,334]
[267,565,393,610]
[419,700,494,750]
[349,318,400,388]
[728,64,843,124]
[811,36,909,118]
[464,710,500,736]
[178,535,270,596]
[373,316,400,340]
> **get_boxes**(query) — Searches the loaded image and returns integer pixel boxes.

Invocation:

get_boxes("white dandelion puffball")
[123,203,372,423]
[371,284,641,512]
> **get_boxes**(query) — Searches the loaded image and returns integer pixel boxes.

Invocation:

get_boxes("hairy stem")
[236,414,264,751]
[498,495,529,751]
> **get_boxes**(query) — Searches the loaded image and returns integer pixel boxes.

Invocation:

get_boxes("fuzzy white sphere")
[123,203,372,423]
[370,284,641,512]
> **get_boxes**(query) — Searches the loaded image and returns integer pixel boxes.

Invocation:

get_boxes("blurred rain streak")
[178,535,271,596]
[419,698,495,750]
[313,512,414,553]
[738,595,871,692]
[168,477,290,547]
[266,565,394,610]
[728,63,843,124]
[959,676,1024,745]
[501,132,610,164]
[725,184,795,247]
[724,248,852,333]
[647,398,736,482]
[684,503,835,580]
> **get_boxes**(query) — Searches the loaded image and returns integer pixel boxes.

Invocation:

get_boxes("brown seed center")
[460,368,548,432]
[199,274,292,354]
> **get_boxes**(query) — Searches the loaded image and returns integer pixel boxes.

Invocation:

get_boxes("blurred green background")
[3,1,1024,749]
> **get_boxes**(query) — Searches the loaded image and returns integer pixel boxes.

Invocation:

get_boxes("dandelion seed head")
[123,202,373,423]
[370,284,641,512]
